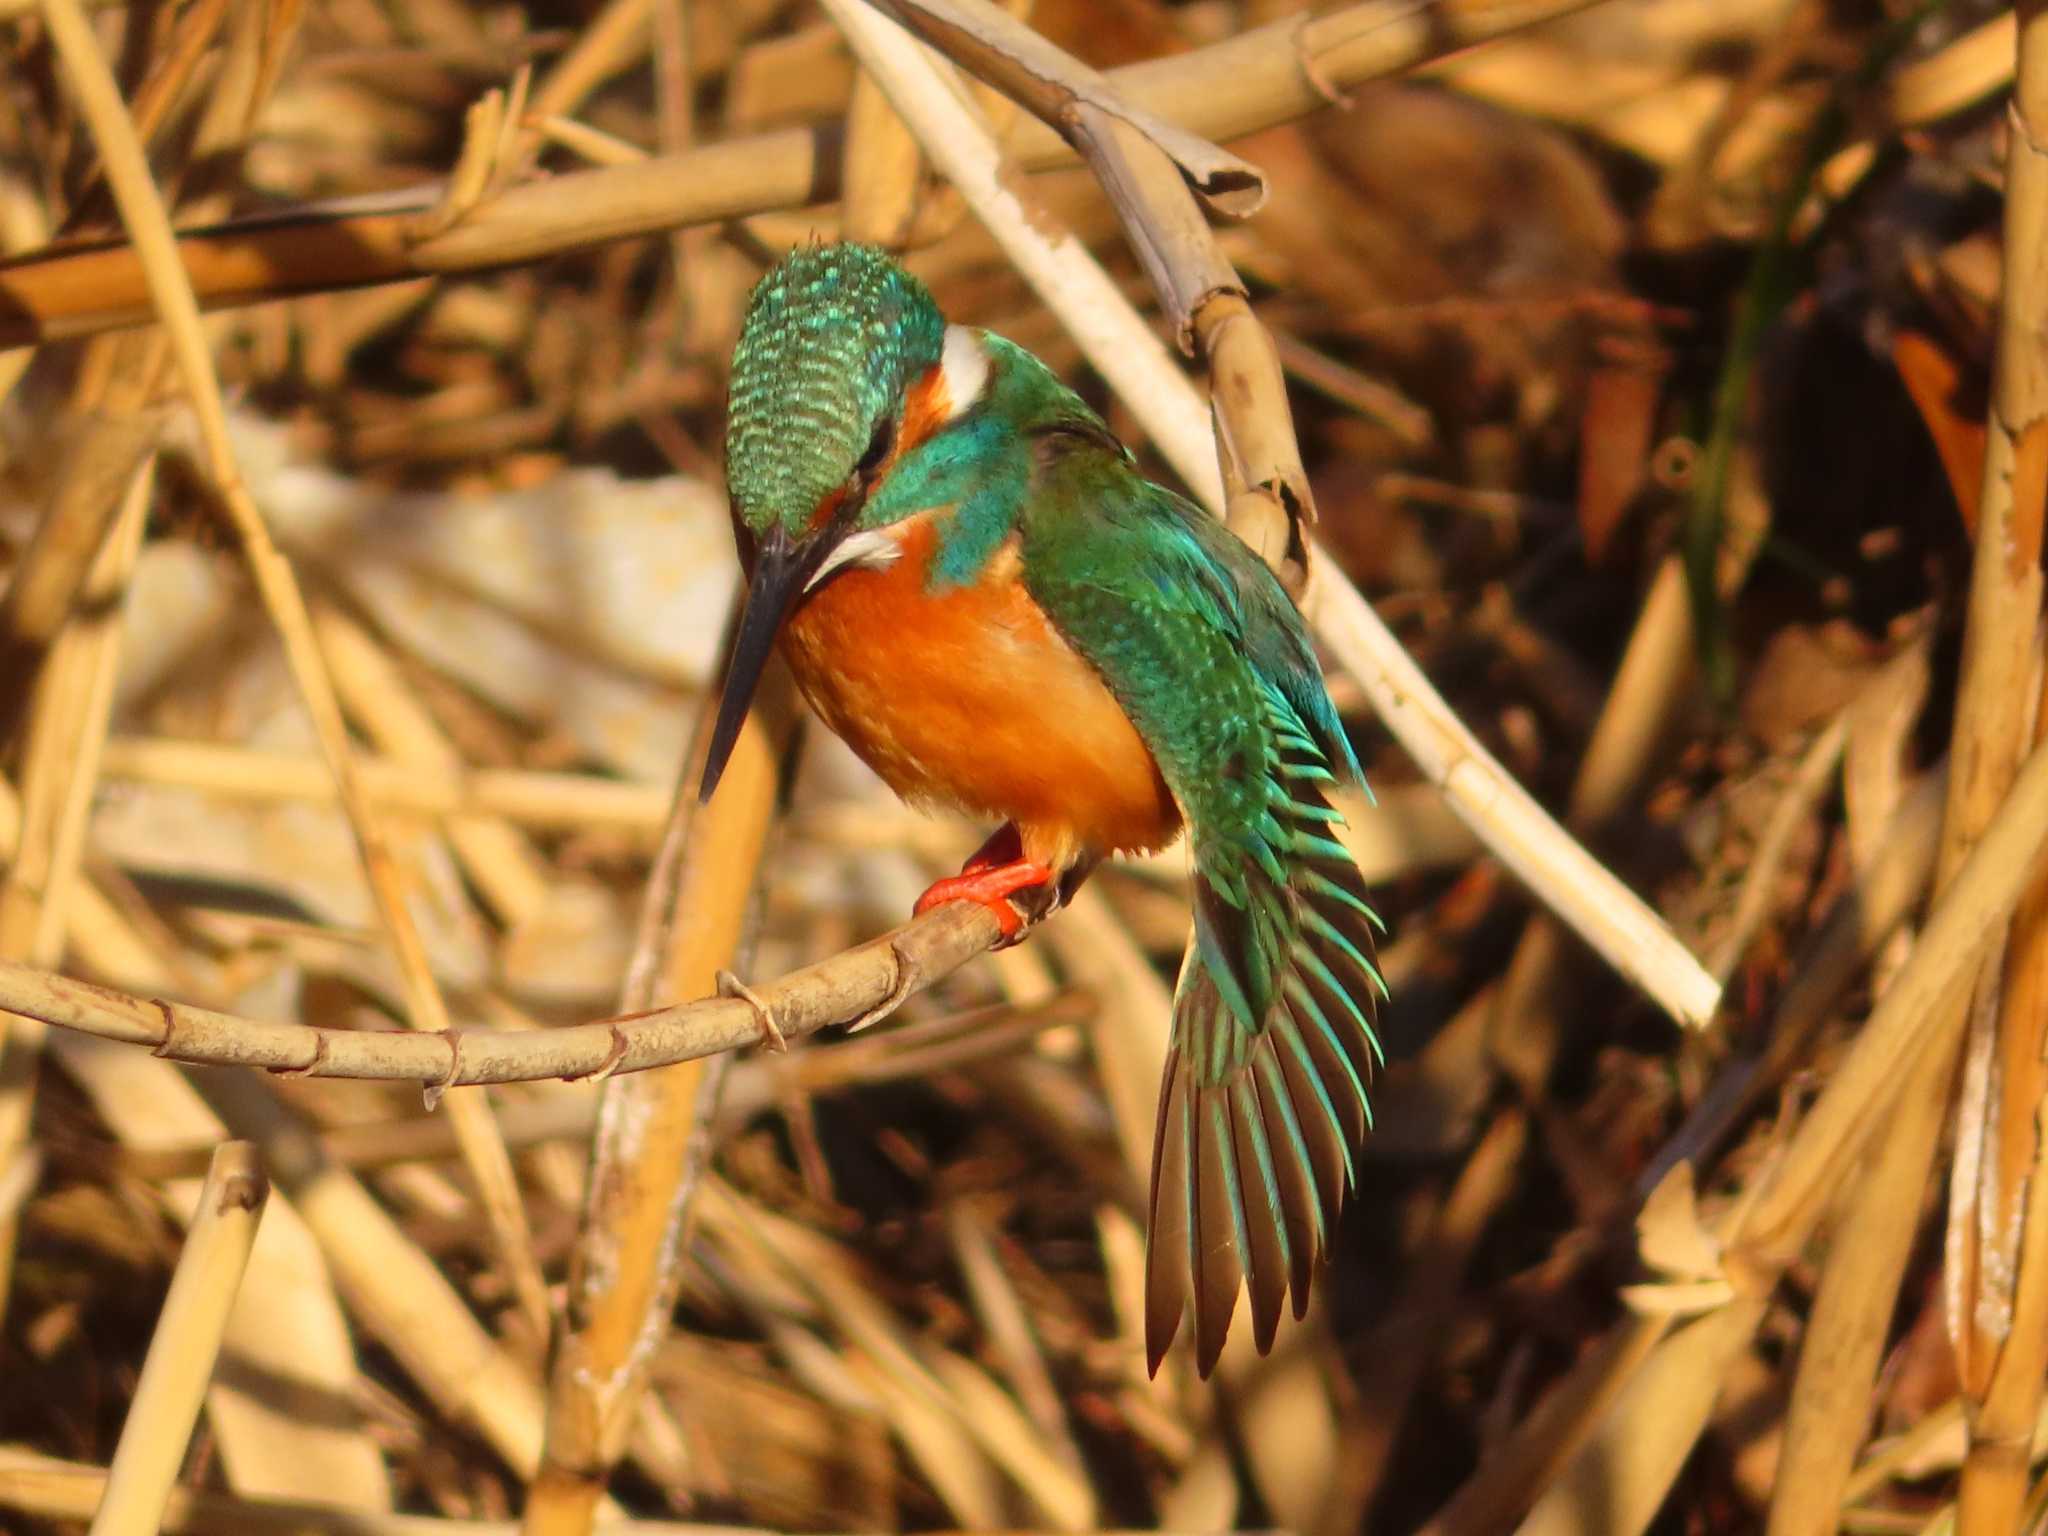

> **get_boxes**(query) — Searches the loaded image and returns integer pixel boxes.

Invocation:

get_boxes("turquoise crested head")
[725,242,948,539]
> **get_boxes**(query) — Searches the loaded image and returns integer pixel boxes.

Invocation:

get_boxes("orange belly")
[778,523,1180,869]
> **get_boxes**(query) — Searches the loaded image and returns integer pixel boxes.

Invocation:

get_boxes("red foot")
[914,858,1052,941]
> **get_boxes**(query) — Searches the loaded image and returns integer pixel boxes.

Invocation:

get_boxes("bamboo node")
[269,1026,329,1079]
[1293,19,1354,111]
[422,1030,465,1110]
[565,1024,632,1083]
[148,998,177,1054]
[718,969,787,1053]
[847,938,921,1033]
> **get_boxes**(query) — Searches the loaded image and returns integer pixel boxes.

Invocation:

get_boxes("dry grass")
[0,2,2038,1534]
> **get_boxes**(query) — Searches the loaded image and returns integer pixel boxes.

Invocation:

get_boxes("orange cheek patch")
[892,367,950,467]
[805,484,850,534]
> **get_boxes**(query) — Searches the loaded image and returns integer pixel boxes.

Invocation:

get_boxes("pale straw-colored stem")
[89,1142,268,1536]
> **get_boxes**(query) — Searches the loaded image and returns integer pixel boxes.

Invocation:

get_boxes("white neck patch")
[939,325,990,421]
[804,525,903,592]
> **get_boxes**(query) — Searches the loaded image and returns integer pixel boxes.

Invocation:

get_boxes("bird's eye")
[855,416,895,480]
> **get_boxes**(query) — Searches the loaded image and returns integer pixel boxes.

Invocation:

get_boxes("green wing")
[1019,439,1385,1376]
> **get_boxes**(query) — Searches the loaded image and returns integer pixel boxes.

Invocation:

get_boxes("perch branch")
[0,901,1003,1083]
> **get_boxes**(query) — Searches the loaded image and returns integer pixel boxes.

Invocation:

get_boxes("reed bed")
[0,1,2034,1534]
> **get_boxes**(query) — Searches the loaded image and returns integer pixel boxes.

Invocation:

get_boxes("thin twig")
[0,902,1002,1084]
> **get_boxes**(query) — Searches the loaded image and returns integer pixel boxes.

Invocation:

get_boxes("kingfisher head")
[703,242,993,798]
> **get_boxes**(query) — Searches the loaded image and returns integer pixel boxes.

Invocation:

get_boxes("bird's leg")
[914,823,1052,945]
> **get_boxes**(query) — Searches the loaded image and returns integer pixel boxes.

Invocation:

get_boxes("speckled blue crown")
[725,243,947,536]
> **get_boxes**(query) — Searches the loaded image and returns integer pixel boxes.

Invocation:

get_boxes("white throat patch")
[805,525,903,591]
[939,325,990,420]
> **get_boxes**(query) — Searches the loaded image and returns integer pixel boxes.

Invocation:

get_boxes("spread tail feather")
[1144,772,1384,1377]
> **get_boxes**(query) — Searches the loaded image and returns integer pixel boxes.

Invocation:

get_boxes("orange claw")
[913,858,1053,941]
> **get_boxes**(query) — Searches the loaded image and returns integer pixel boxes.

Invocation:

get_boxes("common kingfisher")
[702,243,1385,1378]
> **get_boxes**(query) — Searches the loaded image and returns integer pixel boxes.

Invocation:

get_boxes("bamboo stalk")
[88,1142,269,1536]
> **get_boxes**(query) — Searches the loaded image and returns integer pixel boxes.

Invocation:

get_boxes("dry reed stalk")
[0,403,158,743]
[49,1029,394,1509]
[96,737,674,837]
[0,439,153,1328]
[702,1182,1098,1530]
[523,668,799,1536]
[842,67,929,247]
[188,1068,560,1481]
[314,606,552,928]
[0,778,188,991]
[945,1201,1091,1492]
[1348,1108,1529,1516]
[862,0,1268,213]
[1037,889,1170,1207]
[1951,10,2048,1528]
[0,0,1609,348]
[1429,726,2048,1535]
[904,0,1312,591]
[1954,692,2048,1535]
[1768,7,2048,1525]
[1523,729,2048,1536]
[1418,760,1937,1533]
[0,1447,759,1536]
[1417,1314,1675,1536]
[1310,574,1720,1026]
[1484,553,1702,1102]
[87,1141,268,1536]
[39,0,552,1343]
[518,0,656,149]
[1639,768,1946,1199]
[1514,1297,1774,1536]
[1704,712,1849,983]
[1889,11,2018,126]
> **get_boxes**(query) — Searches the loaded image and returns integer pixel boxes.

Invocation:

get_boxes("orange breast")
[779,519,1180,868]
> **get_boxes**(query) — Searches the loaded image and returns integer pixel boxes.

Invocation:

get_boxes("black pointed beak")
[700,524,830,803]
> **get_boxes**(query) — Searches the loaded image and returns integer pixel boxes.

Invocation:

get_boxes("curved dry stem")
[0,901,1005,1085]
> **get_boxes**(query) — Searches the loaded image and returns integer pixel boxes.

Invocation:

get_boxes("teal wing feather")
[1018,434,1385,1377]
